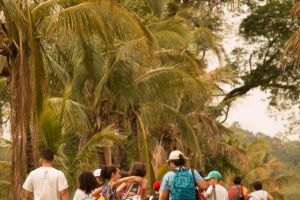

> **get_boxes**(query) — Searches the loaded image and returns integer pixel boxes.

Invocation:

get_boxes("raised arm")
[112,176,142,188]
[197,180,208,191]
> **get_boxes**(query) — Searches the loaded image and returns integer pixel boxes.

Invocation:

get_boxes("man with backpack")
[159,150,208,200]
[203,171,228,200]
[228,176,248,200]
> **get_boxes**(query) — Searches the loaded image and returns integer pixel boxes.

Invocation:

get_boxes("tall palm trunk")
[114,113,125,166]
[10,35,31,200]
[0,104,3,135]
[26,123,35,173]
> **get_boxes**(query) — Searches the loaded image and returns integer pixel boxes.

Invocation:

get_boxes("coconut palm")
[0,0,155,198]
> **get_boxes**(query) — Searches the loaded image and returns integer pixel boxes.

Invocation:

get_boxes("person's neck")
[41,162,53,167]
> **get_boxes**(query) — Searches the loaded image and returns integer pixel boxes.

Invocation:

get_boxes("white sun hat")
[166,150,188,162]
[93,169,101,177]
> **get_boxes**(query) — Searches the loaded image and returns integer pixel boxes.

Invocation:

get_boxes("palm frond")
[136,114,156,189]
[146,0,167,18]
[73,126,122,164]
[0,161,11,170]
[283,27,300,68]
[0,77,9,102]
[0,0,27,38]
[47,97,91,133]
[162,104,203,166]
[148,18,193,48]
[0,180,10,198]
[218,142,248,168]
[194,27,221,56]
[135,67,207,103]
[39,104,63,153]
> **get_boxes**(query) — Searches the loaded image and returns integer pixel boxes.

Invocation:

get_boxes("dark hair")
[252,181,263,190]
[129,162,147,177]
[100,166,118,181]
[169,154,185,166]
[40,148,54,161]
[79,172,99,194]
[233,176,242,185]
[120,171,129,178]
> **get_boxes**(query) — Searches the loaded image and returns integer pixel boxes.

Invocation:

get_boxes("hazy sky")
[225,89,285,136]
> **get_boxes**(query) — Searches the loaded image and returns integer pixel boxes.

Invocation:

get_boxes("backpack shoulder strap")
[213,185,217,200]
[124,182,142,198]
[124,184,134,199]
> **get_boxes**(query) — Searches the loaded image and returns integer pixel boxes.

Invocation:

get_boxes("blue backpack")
[170,168,196,200]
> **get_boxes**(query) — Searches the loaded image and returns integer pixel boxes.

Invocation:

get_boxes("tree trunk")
[0,103,3,136]
[10,41,31,200]
[114,113,125,166]
[26,123,35,173]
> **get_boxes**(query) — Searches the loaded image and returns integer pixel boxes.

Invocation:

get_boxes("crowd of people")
[22,149,274,200]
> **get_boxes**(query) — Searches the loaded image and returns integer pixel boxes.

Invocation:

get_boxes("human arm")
[141,178,149,200]
[116,182,127,193]
[60,189,69,200]
[192,170,208,191]
[91,187,102,197]
[24,191,33,200]
[203,185,213,198]
[112,176,142,188]
[23,173,33,200]
[267,193,273,200]
[159,190,169,200]
[58,172,69,200]
[159,172,171,200]
[197,180,208,191]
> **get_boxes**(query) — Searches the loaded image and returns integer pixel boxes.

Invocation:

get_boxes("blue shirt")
[160,168,204,200]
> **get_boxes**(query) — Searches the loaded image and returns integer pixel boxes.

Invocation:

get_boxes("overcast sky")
[225,89,285,136]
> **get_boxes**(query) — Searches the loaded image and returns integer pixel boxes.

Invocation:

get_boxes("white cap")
[166,150,188,162]
[93,169,101,177]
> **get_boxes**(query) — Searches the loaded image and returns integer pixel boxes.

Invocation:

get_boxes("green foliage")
[229,123,300,199]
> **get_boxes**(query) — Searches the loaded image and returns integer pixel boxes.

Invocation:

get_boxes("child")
[149,181,160,200]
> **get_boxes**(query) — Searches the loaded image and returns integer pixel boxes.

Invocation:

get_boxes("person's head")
[79,171,99,194]
[153,181,161,192]
[100,166,121,182]
[129,162,147,177]
[204,171,222,185]
[40,148,54,165]
[252,181,263,191]
[233,176,242,185]
[166,150,188,168]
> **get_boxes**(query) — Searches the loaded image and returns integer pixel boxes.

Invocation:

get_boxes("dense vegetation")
[230,122,300,200]
[0,0,300,199]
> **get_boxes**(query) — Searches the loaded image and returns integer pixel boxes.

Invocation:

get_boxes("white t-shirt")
[73,189,87,200]
[249,190,268,200]
[206,184,229,200]
[23,167,69,200]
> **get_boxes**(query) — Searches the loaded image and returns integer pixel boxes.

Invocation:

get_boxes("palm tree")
[0,0,155,198]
